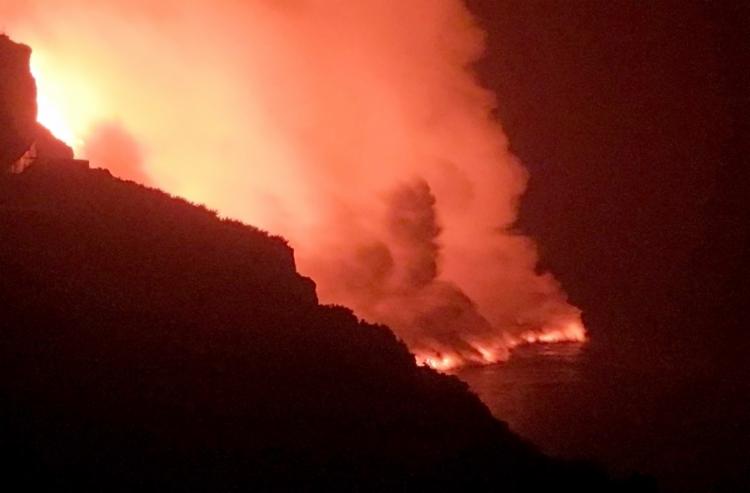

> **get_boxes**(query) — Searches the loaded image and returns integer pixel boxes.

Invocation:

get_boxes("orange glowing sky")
[31,54,84,151]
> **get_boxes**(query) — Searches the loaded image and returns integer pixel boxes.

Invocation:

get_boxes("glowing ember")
[417,354,461,372]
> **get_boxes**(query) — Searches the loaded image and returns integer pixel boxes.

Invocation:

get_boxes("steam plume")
[1,0,585,368]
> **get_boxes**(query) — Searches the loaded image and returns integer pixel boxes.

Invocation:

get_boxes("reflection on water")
[456,342,584,429]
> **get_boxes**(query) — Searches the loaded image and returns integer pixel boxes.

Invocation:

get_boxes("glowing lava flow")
[415,319,587,371]
[516,322,588,345]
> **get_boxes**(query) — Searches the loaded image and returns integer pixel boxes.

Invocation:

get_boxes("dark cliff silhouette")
[0,35,652,491]
[0,35,73,170]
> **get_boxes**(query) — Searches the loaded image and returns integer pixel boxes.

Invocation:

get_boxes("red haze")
[84,122,150,184]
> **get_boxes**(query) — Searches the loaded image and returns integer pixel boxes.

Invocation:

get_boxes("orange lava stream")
[415,319,587,372]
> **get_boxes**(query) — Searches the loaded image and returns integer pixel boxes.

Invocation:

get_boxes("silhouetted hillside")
[0,35,652,491]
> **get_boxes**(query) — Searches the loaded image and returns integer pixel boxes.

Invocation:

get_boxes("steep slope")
[0,36,650,491]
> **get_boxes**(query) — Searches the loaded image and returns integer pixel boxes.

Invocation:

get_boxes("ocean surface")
[456,342,749,493]
[457,342,584,434]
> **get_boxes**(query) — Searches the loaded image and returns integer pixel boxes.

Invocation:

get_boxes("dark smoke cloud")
[387,180,440,289]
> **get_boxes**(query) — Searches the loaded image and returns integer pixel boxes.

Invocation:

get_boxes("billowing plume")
[1,0,584,368]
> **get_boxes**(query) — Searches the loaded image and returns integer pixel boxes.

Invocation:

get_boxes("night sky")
[471,0,748,369]
[468,1,749,489]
